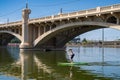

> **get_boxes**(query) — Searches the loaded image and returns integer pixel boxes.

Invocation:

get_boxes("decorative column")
[20,8,31,49]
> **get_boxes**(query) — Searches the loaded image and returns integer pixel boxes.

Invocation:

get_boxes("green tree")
[82,38,88,45]
[10,37,21,43]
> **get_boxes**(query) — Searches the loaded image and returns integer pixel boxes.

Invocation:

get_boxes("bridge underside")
[0,33,18,46]
[33,13,120,50]
[35,25,103,50]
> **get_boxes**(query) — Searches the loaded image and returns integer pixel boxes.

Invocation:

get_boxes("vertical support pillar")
[44,26,46,33]
[117,18,119,25]
[14,29,16,33]
[33,27,36,41]
[35,27,38,39]
[41,26,44,35]
[38,27,41,36]
[50,26,52,30]
[20,8,31,49]
[18,28,21,35]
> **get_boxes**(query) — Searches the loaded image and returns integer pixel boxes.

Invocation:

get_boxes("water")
[0,46,120,80]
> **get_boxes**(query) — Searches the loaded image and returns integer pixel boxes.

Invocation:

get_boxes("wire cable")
[0,7,24,18]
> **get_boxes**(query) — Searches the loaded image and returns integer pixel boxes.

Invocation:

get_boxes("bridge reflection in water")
[0,47,120,80]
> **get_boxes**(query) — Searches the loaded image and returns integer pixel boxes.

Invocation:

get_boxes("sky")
[0,0,120,41]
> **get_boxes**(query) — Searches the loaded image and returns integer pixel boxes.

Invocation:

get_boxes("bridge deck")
[0,4,120,27]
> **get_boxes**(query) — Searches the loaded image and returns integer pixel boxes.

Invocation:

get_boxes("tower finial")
[26,0,28,8]
[60,8,63,14]
[26,3,28,8]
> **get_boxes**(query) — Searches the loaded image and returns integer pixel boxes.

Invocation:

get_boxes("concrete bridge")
[0,4,120,50]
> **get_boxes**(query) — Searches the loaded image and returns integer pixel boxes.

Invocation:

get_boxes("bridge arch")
[0,31,22,42]
[106,16,118,24]
[33,21,120,48]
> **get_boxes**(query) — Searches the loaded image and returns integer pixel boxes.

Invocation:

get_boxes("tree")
[82,38,88,45]
[10,37,21,43]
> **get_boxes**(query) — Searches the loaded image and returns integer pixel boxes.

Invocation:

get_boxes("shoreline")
[6,43,120,49]
[66,43,120,48]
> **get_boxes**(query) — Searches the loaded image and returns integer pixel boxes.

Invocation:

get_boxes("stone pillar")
[33,27,36,40]
[44,26,46,33]
[20,8,31,49]
[50,26,52,30]
[38,27,41,36]
[18,28,21,35]
[117,18,119,25]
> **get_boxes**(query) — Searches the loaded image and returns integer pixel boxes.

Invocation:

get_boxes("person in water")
[68,49,75,62]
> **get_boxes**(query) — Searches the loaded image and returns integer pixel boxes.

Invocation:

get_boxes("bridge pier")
[19,8,32,49]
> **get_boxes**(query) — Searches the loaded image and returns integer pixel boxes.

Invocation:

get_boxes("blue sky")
[0,0,120,41]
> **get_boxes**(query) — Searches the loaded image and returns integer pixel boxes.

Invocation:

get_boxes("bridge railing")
[61,14,68,17]
[78,10,86,15]
[87,8,96,13]
[100,6,112,11]
[30,4,120,23]
[113,4,120,8]
[0,4,120,27]
[69,12,77,16]
[46,16,52,19]
[53,15,60,19]
[100,4,120,12]
[0,21,22,27]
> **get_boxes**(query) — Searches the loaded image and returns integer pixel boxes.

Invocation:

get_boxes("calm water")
[0,46,120,80]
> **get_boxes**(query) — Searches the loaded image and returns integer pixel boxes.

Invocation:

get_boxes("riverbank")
[8,43,20,47]
[7,42,120,49]
[66,41,120,48]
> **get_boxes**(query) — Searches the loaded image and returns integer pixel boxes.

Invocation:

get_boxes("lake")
[0,46,120,80]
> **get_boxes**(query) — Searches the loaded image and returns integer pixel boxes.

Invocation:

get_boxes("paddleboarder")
[68,49,75,62]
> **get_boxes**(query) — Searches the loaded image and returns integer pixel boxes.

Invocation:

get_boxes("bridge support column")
[20,8,32,49]
[38,27,41,36]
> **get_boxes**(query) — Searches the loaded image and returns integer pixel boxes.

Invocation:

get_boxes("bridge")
[0,4,120,50]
